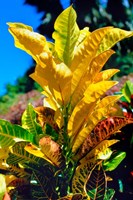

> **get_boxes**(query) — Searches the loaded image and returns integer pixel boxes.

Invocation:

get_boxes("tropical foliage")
[0,6,133,199]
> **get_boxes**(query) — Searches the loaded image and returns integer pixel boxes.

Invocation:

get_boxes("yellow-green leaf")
[52,6,80,66]
[0,174,6,200]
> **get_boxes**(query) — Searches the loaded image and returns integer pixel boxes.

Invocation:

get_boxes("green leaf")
[103,151,126,171]
[104,188,115,200]
[22,104,43,144]
[0,119,34,148]
[7,141,48,169]
[52,6,80,66]
[121,80,133,103]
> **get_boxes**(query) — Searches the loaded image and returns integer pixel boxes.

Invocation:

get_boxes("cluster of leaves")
[0,6,133,199]
[25,0,133,77]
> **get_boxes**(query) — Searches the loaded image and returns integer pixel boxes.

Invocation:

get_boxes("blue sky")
[0,0,44,95]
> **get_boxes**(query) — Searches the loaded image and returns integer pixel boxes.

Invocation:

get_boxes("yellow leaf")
[70,50,115,107]
[70,27,113,95]
[72,94,121,153]
[7,22,49,62]
[68,99,96,138]
[97,28,133,54]
[75,27,90,47]
[94,69,120,82]
[69,83,119,145]
[84,81,118,102]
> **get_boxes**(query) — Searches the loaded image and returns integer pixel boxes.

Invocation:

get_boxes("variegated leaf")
[71,95,122,153]
[52,6,80,66]
[97,28,133,54]
[7,141,48,168]
[39,136,63,167]
[94,69,120,82]
[34,106,59,133]
[0,119,34,148]
[78,117,133,158]
[72,158,99,196]
[79,140,118,163]
[22,104,43,143]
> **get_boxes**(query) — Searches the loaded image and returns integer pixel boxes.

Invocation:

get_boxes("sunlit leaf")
[7,22,49,62]
[52,6,80,66]
[94,69,120,82]
[121,80,133,103]
[97,28,133,54]
[71,95,122,153]
[7,141,48,169]
[22,104,43,144]
[0,174,6,200]
[70,27,113,94]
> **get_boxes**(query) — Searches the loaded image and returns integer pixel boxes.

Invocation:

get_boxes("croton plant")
[0,6,133,200]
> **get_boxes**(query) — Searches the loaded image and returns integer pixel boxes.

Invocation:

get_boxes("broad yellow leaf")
[70,50,115,107]
[84,81,118,102]
[72,94,121,153]
[52,6,80,66]
[97,28,133,54]
[69,82,118,142]
[7,22,49,62]
[94,69,120,82]
[68,100,96,138]
[70,27,113,94]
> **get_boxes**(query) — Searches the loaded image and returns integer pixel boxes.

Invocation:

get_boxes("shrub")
[0,6,133,199]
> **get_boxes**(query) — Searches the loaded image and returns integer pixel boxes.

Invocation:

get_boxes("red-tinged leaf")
[34,106,59,132]
[39,136,63,167]
[78,117,133,158]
